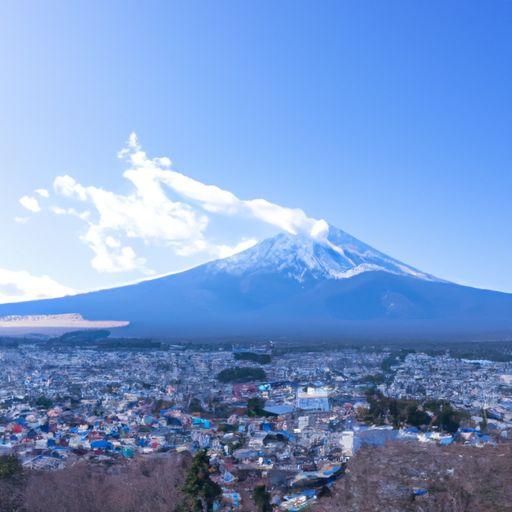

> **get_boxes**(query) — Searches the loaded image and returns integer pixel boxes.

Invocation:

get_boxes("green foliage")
[182,451,222,512]
[246,397,272,417]
[218,423,237,433]
[426,400,467,433]
[381,356,399,373]
[381,350,415,373]
[59,329,110,342]
[448,347,512,363]
[234,352,271,364]
[359,373,385,385]
[212,404,231,419]
[406,406,431,427]
[189,397,204,413]
[0,454,22,479]
[252,484,273,512]
[33,395,53,409]
[317,485,332,498]
[480,409,488,433]
[263,432,288,445]
[228,434,246,452]
[151,398,175,414]
[364,392,467,433]
[216,367,267,383]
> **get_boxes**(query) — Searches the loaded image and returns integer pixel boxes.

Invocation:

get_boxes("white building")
[296,385,330,412]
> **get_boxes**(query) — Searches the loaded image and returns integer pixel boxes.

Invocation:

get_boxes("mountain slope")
[1,225,511,339]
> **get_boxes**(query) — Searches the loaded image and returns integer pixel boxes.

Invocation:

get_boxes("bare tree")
[314,442,512,512]
[23,452,192,512]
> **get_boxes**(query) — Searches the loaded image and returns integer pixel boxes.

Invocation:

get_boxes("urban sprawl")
[1,336,512,511]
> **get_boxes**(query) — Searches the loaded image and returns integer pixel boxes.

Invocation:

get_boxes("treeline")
[51,330,111,344]
[362,391,468,432]
[381,349,415,372]
[87,339,164,350]
[45,331,165,350]
[234,352,271,364]
[0,337,19,348]
[217,367,267,383]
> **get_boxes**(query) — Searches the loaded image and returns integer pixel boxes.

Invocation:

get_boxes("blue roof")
[91,440,113,449]
[263,404,294,415]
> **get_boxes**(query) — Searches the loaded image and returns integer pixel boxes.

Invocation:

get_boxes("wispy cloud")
[0,267,75,304]
[19,133,327,274]
[119,134,328,237]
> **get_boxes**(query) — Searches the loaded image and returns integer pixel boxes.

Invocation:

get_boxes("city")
[2,334,512,510]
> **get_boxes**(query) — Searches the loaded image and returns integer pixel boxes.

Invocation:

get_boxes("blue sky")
[0,0,511,302]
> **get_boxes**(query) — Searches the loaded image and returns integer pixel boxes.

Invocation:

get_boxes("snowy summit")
[212,224,436,282]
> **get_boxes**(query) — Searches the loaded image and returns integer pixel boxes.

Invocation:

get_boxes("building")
[296,386,330,412]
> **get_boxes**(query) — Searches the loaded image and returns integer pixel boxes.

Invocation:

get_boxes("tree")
[479,409,488,433]
[406,405,431,427]
[22,451,192,512]
[189,397,204,413]
[234,352,271,364]
[182,451,222,512]
[428,400,465,433]
[363,392,466,432]
[33,395,53,409]
[216,367,267,383]
[252,484,273,512]
[313,442,512,512]
[247,397,271,417]
[0,455,22,480]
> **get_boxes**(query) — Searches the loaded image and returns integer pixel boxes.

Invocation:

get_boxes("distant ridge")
[1,224,511,339]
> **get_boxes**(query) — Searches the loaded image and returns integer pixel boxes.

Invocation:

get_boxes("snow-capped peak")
[211,224,437,282]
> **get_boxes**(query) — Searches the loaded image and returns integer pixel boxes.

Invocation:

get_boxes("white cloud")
[50,206,90,220]
[82,225,150,274]
[51,171,209,272]
[175,238,258,259]
[35,188,50,198]
[54,175,88,201]
[19,195,41,213]
[214,238,258,259]
[0,267,75,304]
[310,218,330,240]
[20,133,328,274]
[118,133,325,237]
[14,216,29,224]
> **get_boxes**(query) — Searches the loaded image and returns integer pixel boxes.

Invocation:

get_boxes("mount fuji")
[1,224,511,339]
